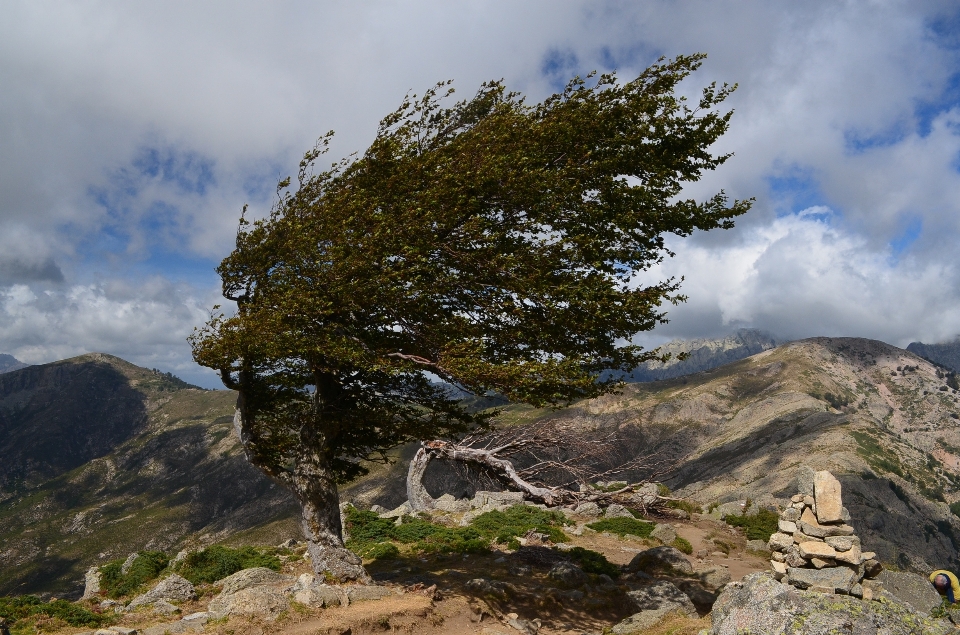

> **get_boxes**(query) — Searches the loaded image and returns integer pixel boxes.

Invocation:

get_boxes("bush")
[99,551,169,598]
[362,542,400,560]
[391,517,443,543]
[950,502,960,518]
[175,546,281,585]
[0,596,105,628]
[667,499,701,515]
[409,526,488,555]
[566,547,620,578]
[586,517,654,538]
[673,536,693,554]
[724,508,779,541]
[470,504,570,545]
[344,507,396,544]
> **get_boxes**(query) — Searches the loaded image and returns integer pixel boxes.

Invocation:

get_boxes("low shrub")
[951,501,960,518]
[471,504,571,545]
[0,596,105,628]
[672,536,693,554]
[362,542,400,560]
[667,499,702,515]
[586,517,654,538]
[566,547,620,578]
[99,551,169,598]
[344,508,396,544]
[724,508,779,541]
[175,545,281,585]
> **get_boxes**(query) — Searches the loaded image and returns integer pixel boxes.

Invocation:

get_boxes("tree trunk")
[292,457,371,584]
[407,447,437,511]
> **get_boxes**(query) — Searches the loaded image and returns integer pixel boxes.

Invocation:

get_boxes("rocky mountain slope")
[908,337,960,373]
[0,354,299,597]
[624,329,785,382]
[0,353,28,374]
[482,337,960,574]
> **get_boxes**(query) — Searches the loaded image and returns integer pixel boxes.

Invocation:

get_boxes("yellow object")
[930,569,960,597]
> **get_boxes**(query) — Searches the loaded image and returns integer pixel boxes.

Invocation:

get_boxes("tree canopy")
[190,53,751,580]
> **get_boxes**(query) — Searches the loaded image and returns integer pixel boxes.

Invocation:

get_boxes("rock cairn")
[767,466,883,597]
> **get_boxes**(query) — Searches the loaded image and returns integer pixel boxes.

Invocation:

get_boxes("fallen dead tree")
[407,419,683,514]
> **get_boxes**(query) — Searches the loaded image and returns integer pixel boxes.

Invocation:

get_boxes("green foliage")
[724,508,779,541]
[0,596,104,628]
[190,54,750,499]
[99,550,169,599]
[950,502,960,518]
[851,431,905,478]
[673,536,693,554]
[174,545,281,585]
[586,517,655,538]
[566,547,620,578]
[361,542,400,560]
[344,508,396,544]
[470,504,571,545]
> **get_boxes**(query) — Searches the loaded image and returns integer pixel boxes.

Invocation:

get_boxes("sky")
[2,1,960,388]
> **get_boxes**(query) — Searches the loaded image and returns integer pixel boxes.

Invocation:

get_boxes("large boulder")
[710,572,952,635]
[548,562,587,588]
[627,546,693,575]
[786,566,858,593]
[877,570,942,616]
[126,574,196,610]
[625,580,697,616]
[81,566,101,600]
[208,587,289,620]
[604,503,635,519]
[216,567,292,595]
[650,523,677,544]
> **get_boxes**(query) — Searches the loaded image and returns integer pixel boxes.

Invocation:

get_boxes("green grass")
[174,545,281,585]
[343,504,571,559]
[99,550,169,599]
[586,517,655,538]
[724,508,779,541]
[0,596,105,629]
[673,536,693,554]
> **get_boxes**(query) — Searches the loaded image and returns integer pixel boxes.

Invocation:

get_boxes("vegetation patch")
[724,508,779,541]
[174,545,281,585]
[565,547,620,578]
[99,551,169,599]
[0,596,105,629]
[586,517,655,538]
[851,431,905,478]
[673,536,693,554]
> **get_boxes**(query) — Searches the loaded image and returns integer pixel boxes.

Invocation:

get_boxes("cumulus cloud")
[2,1,960,377]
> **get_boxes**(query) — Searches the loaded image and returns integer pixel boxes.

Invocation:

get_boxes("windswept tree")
[190,54,751,582]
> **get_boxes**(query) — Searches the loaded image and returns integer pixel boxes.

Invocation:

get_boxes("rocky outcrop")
[710,572,952,635]
[626,546,694,575]
[126,574,196,611]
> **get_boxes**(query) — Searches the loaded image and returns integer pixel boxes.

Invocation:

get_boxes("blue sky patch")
[766,166,829,216]
[132,146,216,195]
[889,217,923,257]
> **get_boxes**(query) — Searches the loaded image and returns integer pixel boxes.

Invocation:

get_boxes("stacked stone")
[766,467,883,597]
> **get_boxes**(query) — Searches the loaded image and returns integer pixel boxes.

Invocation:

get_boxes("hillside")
[0,353,28,374]
[625,329,785,382]
[0,354,299,597]
[908,337,960,373]
[482,337,960,573]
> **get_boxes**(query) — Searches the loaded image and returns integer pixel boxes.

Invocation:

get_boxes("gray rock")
[711,572,953,635]
[208,586,290,620]
[630,482,660,507]
[626,580,697,616]
[778,519,798,533]
[120,553,139,575]
[127,574,196,610]
[604,503,635,519]
[797,465,816,497]
[216,567,292,595]
[293,583,346,607]
[768,532,794,551]
[746,539,771,553]
[611,608,678,634]
[345,585,393,602]
[547,562,587,588]
[781,507,801,522]
[627,546,694,575]
[81,566,102,600]
[466,578,516,601]
[676,579,718,608]
[472,491,525,509]
[650,523,677,544]
[181,612,208,624]
[713,501,747,520]
[380,501,412,518]
[574,501,602,517]
[824,535,857,552]
[434,493,471,512]
[786,566,858,593]
[877,570,942,615]
[152,599,180,615]
[696,566,731,590]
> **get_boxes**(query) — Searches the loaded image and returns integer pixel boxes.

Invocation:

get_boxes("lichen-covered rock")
[650,523,677,544]
[208,586,289,620]
[294,583,346,607]
[81,566,101,600]
[876,570,942,616]
[216,567,292,595]
[786,565,857,593]
[603,503,635,519]
[627,546,694,575]
[626,580,696,616]
[710,572,952,634]
[434,493,471,512]
[574,501,601,517]
[548,562,587,588]
[696,566,731,590]
[127,574,196,610]
[611,607,680,634]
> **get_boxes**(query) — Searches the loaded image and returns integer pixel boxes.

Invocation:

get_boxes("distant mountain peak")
[906,337,960,374]
[0,354,28,374]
